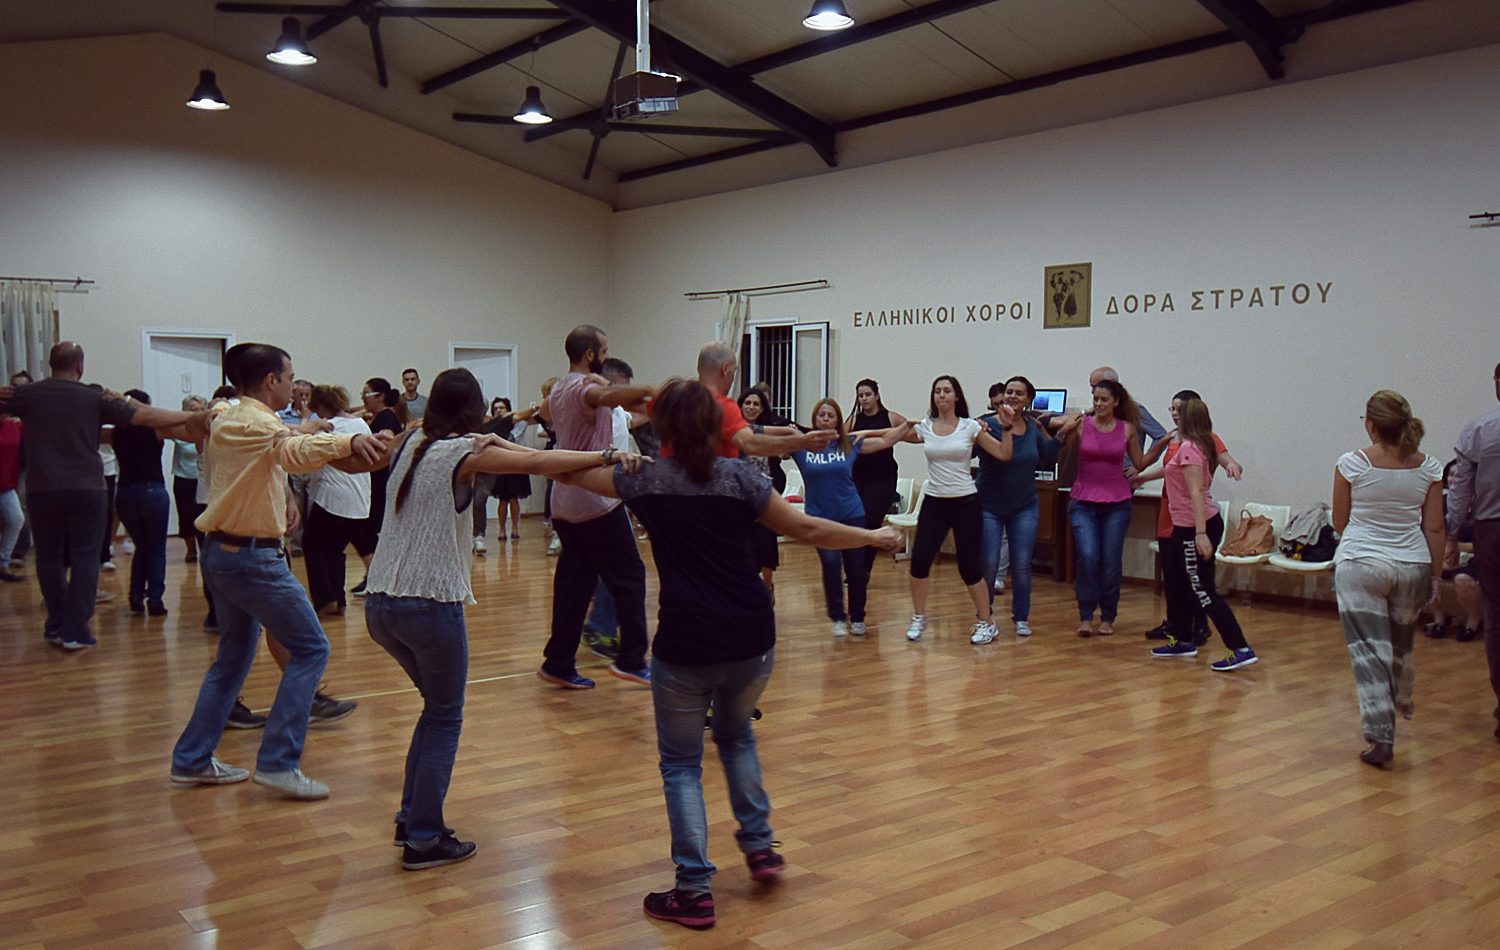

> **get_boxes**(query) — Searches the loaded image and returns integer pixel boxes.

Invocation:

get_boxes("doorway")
[140,329,233,532]
[450,342,521,517]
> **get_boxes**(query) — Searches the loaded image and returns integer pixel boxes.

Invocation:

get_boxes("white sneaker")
[171,757,249,786]
[122,539,136,555]
[850,622,867,637]
[101,560,115,572]
[546,536,561,556]
[252,768,329,800]
[472,536,487,555]
[970,621,999,645]
[831,620,849,638]
[1015,620,1032,637]
[906,615,926,641]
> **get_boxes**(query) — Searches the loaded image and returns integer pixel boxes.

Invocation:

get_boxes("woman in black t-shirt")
[114,389,170,615]
[558,379,901,931]
[362,377,407,536]
[847,378,908,573]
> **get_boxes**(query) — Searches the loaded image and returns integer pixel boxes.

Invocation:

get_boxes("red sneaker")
[643,888,715,929]
[746,847,786,882]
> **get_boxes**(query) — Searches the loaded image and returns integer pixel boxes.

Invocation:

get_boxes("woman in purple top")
[1058,379,1147,637]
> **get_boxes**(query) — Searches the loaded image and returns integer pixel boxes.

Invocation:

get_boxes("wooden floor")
[4,524,1500,949]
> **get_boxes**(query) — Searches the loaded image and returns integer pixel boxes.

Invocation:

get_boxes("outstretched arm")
[758,493,904,551]
[464,442,648,480]
[734,426,837,458]
[851,419,915,452]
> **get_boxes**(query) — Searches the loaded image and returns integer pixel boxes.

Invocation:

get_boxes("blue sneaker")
[1211,648,1258,671]
[609,664,651,686]
[537,669,596,690]
[1151,636,1197,659]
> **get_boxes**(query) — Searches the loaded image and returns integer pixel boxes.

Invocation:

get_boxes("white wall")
[608,42,1500,581]
[0,33,609,486]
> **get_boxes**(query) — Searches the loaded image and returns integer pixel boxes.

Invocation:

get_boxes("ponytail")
[394,368,485,513]
[1364,389,1424,456]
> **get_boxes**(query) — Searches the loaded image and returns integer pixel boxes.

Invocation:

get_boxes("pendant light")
[185,69,230,110]
[513,86,553,125]
[803,0,854,31]
[267,16,317,66]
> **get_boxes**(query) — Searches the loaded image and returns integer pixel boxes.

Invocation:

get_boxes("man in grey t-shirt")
[400,368,427,421]
[0,342,208,649]
[1447,360,1500,740]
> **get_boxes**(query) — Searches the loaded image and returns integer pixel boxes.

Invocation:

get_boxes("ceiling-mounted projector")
[611,70,679,120]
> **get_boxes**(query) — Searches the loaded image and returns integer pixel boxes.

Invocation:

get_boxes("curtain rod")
[1471,212,1500,221]
[0,275,95,286]
[685,279,828,300]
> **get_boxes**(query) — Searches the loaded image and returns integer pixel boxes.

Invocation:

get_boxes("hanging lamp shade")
[803,0,854,31]
[267,16,317,66]
[513,85,553,125]
[185,69,231,110]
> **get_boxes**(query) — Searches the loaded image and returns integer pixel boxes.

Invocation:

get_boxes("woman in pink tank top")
[1058,380,1147,637]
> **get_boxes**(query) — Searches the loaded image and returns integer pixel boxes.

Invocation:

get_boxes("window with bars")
[739,322,829,426]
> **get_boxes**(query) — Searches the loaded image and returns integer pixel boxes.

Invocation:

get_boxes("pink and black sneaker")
[746,846,786,882]
[643,888,715,929]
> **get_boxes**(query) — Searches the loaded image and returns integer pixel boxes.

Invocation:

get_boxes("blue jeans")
[0,488,22,562]
[585,578,617,637]
[365,594,468,845]
[982,502,1040,621]
[115,482,169,607]
[171,538,329,775]
[1069,499,1133,623]
[652,650,775,893]
[818,517,868,622]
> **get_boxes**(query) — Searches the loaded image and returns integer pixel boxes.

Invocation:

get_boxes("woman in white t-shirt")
[896,375,1016,644]
[302,385,377,615]
[1332,389,1445,768]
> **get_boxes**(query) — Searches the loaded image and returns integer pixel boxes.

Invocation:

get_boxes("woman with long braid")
[363,368,647,869]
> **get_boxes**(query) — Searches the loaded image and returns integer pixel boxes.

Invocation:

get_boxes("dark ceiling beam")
[1194,0,1299,79]
[421,20,588,94]
[543,0,836,165]
[734,0,1003,76]
[217,3,571,16]
[583,40,630,181]
[617,138,795,183]
[363,6,388,87]
[305,0,362,40]
[604,123,784,139]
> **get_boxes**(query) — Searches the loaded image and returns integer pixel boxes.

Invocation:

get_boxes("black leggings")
[909,493,983,585]
[854,472,896,575]
[1162,515,1248,651]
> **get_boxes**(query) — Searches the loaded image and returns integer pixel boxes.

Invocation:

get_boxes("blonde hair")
[1365,389,1424,455]
[541,376,559,398]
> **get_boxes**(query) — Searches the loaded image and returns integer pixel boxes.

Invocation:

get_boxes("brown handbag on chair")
[1219,510,1277,557]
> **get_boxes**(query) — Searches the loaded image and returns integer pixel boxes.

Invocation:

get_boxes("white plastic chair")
[891,477,916,517]
[885,479,925,561]
[1218,502,1291,596]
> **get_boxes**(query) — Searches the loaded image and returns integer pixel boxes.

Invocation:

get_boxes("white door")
[141,331,231,531]
[450,344,518,520]
[450,344,516,409]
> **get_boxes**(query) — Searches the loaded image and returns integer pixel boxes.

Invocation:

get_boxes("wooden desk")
[1035,481,1164,585]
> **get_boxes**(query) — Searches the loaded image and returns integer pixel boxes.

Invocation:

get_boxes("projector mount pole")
[636,0,651,73]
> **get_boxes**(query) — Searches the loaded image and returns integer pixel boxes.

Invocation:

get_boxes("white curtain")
[0,281,59,381]
[716,292,749,346]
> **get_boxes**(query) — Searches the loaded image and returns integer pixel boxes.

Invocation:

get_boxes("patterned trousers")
[1335,558,1428,744]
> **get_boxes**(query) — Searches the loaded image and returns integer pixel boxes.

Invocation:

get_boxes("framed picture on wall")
[1044,262,1092,329]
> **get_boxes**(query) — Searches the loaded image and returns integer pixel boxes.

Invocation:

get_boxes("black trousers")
[30,489,108,642]
[173,476,205,540]
[544,506,648,675]
[1162,516,1249,651]
[854,471,896,576]
[302,504,377,610]
[909,493,983,585]
[1472,520,1500,723]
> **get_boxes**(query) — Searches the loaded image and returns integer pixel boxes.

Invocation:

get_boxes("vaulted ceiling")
[5,1,1499,208]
